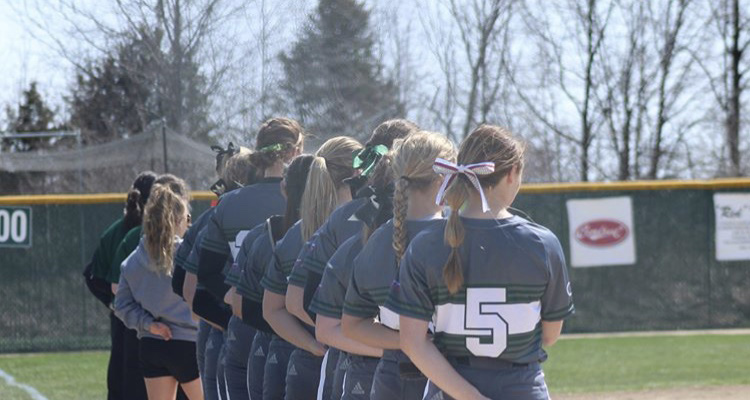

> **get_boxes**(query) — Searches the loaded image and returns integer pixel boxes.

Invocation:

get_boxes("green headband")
[258,143,286,153]
[352,144,388,177]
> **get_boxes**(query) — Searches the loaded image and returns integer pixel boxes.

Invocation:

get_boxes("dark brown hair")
[123,171,158,231]
[282,155,315,233]
[365,119,419,148]
[249,117,305,170]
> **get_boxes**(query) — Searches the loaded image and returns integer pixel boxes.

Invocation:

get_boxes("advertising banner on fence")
[566,196,635,268]
[0,206,32,248]
[714,193,750,261]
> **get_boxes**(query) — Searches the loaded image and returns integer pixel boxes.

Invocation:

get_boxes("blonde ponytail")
[143,184,188,276]
[299,136,363,241]
[391,177,409,261]
[300,156,338,241]
[390,132,456,263]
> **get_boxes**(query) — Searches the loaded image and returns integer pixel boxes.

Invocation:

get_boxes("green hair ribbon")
[352,144,388,177]
[258,143,285,153]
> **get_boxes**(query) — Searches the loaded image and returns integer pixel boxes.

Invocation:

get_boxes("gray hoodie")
[115,238,198,341]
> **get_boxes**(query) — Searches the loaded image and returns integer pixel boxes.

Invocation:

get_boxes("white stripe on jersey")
[378,306,400,330]
[228,230,251,260]
[433,300,541,336]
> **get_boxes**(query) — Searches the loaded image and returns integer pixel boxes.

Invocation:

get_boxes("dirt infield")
[554,385,750,399]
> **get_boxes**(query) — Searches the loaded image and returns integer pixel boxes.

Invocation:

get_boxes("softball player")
[114,181,201,399]
[260,220,308,400]
[386,125,575,400]
[289,120,419,400]
[236,155,315,400]
[109,174,188,400]
[341,131,455,400]
[262,137,363,400]
[291,119,420,322]
[85,171,156,400]
[195,117,302,330]
[221,221,266,400]
[310,232,381,400]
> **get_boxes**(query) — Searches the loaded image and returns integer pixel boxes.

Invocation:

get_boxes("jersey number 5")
[465,288,508,358]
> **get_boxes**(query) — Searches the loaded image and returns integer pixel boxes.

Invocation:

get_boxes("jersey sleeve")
[300,223,336,275]
[106,227,141,284]
[261,252,291,295]
[309,267,346,318]
[287,257,309,288]
[197,205,232,299]
[200,202,230,256]
[384,244,434,321]
[237,234,271,303]
[343,260,379,319]
[226,231,255,288]
[540,233,575,321]
[114,258,155,333]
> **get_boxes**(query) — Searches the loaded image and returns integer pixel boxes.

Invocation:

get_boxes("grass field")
[0,333,749,400]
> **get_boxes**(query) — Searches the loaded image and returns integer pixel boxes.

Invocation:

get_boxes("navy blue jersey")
[261,221,304,295]
[225,222,265,289]
[343,218,443,329]
[198,179,285,298]
[309,233,364,319]
[386,216,574,364]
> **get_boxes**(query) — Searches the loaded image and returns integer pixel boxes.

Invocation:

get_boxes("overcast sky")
[0,2,72,117]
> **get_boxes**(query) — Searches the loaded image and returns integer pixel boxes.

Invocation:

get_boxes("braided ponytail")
[391,177,410,261]
[389,132,456,264]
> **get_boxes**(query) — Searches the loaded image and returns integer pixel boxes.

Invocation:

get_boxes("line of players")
[85,117,575,400]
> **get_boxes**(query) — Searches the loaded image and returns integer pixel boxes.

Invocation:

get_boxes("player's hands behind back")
[149,322,173,340]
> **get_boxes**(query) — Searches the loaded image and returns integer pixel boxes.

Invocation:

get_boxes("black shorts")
[139,337,200,383]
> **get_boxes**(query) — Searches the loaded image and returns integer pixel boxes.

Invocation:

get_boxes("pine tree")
[3,82,57,152]
[69,25,211,144]
[279,0,403,142]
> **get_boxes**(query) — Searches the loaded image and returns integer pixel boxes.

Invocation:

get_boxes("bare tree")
[693,0,750,176]
[647,0,693,179]
[16,0,246,140]
[513,0,613,182]
[421,0,514,140]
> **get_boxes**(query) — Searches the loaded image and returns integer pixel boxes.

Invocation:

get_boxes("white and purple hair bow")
[433,158,496,213]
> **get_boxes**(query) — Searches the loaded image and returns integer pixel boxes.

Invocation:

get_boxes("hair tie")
[433,158,495,213]
[352,144,388,177]
[258,143,285,153]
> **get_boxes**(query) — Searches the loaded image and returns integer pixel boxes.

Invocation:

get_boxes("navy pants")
[370,350,426,400]
[423,362,549,400]
[248,331,272,400]
[285,347,335,400]
[224,316,256,400]
[330,351,348,400]
[107,312,125,400]
[218,333,229,400]
[122,322,148,400]
[264,336,295,400]
[341,355,378,400]
[197,320,211,383]
[204,326,225,400]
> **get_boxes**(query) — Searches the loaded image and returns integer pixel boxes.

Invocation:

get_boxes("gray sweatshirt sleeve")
[114,265,155,333]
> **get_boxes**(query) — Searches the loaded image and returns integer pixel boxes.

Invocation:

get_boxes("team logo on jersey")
[574,219,629,247]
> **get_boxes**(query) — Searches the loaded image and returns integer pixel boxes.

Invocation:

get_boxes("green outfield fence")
[0,192,213,353]
[1,180,749,353]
